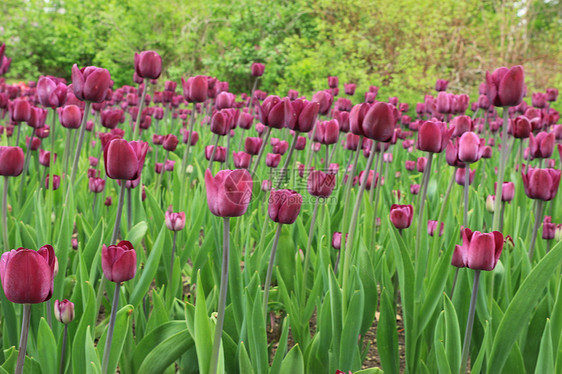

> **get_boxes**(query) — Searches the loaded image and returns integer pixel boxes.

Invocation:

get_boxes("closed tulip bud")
[27,106,47,128]
[102,241,136,283]
[308,170,336,197]
[485,65,525,107]
[451,115,473,137]
[296,136,307,150]
[205,169,253,217]
[542,216,556,240]
[435,79,449,92]
[100,109,123,129]
[287,89,299,100]
[390,204,413,229]
[458,132,481,163]
[164,160,175,171]
[105,196,112,206]
[327,76,339,89]
[237,112,254,129]
[315,119,339,144]
[10,99,32,122]
[71,238,78,250]
[417,120,453,153]
[405,160,416,171]
[261,179,272,191]
[89,177,105,193]
[181,130,199,145]
[344,83,356,96]
[215,92,235,109]
[205,145,226,163]
[345,133,360,150]
[232,151,251,169]
[39,149,56,167]
[134,51,162,79]
[0,146,24,176]
[71,65,111,103]
[266,153,281,168]
[54,299,75,324]
[529,132,555,159]
[312,90,333,116]
[332,232,347,250]
[436,92,451,113]
[486,195,495,213]
[521,167,561,201]
[44,174,59,190]
[103,139,148,180]
[152,134,163,145]
[26,136,41,151]
[510,116,531,139]
[410,184,420,195]
[165,210,186,231]
[452,228,503,271]
[477,94,490,110]
[416,157,427,172]
[0,245,56,304]
[37,77,67,108]
[268,189,302,224]
[251,62,265,77]
[162,134,178,151]
[499,181,515,202]
[546,88,558,102]
[480,146,492,159]
[181,75,208,103]
[58,105,82,129]
[532,92,547,109]
[428,220,444,237]
[244,137,263,155]
[455,167,475,186]
[362,102,396,142]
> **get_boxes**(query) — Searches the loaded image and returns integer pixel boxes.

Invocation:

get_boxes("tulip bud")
[165,209,186,231]
[0,146,24,176]
[295,136,307,150]
[452,228,503,271]
[205,169,253,217]
[244,137,263,155]
[455,167,475,186]
[308,170,336,197]
[485,66,525,107]
[205,145,226,163]
[105,197,113,206]
[268,189,302,224]
[362,102,396,142]
[54,299,75,324]
[89,177,106,193]
[486,195,495,213]
[0,245,57,304]
[410,184,420,194]
[103,139,148,181]
[162,134,178,152]
[10,99,32,122]
[521,167,561,201]
[529,132,555,159]
[389,204,413,229]
[458,132,481,164]
[542,216,555,240]
[546,88,558,102]
[102,241,137,283]
[344,83,356,96]
[427,220,444,237]
[435,79,449,92]
[417,120,453,153]
[232,151,251,169]
[134,51,162,79]
[72,65,111,103]
[251,62,265,77]
[266,153,281,168]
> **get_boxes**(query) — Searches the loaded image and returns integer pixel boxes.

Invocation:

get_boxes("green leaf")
[194,271,213,374]
[280,344,304,374]
[534,319,553,374]
[97,304,134,374]
[85,326,101,374]
[238,342,255,374]
[443,293,461,374]
[126,221,148,249]
[434,313,451,374]
[129,223,166,307]
[270,316,290,374]
[72,283,97,374]
[487,241,562,373]
[137,328,194,374]
[377,288,399,374]
[36,318,57,374]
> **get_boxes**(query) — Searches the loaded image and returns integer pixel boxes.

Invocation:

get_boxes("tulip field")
[1,40,562,374]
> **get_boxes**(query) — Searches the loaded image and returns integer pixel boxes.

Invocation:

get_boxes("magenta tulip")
[134,51,162,79]
[71,65,111,103]
[102,241,137,283]
[103,139,149,180]
[389,204,414,229]
[165,210,186,231]
[417,120,453,153]
[0,146,24,176]
[204,169,253,217]
[268,189,302,224]
[521,167,561,201]
[452,228,503,271]
[485,66,525,107]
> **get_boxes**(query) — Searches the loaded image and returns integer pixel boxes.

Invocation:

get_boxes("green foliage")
[2,0,562,99]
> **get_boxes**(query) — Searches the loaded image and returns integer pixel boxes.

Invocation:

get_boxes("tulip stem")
[528,200,543,262]
[210,217,230,374]
[2,176,9,251]
[369,151,380,204]
[170,230,178,278]
[127,187,132,231]
[207,134,220,171]
[15,124,22,147]
[325,144,329,169]
[371,150,384,244]
[58,324,68,374]
[225,131,231,169]
[415,152,434,259]
[251,127,271,175]
[156,151,169,201]
[62,129,72,188]
[180,109,197,209]
[305,124,318,173]
[102,282,121,374]
[342,140,377,316]
[334,250,341,275]
[276,131,299,189]
[328,132,341,164]
[437,171,456,224]
[59,324,68,374]
[132,79,148,141]
[460,270,481,374]
[15,304,31,374]
[301,199,320,306]
[492,109,510,231]
[18,128,36,205]
[499,201,506,232]
[463,166,470,226]
[69,101,91,187]
[263,223,283,319]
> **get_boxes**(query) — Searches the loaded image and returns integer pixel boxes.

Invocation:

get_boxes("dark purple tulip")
[216,92,235,109]
[452,228,503,271]
[135,51,162,79]
[327,76,339,89]
[89,177,106,193]
[451,115,473,137]
[288,89,299,100]
[417,120,453,153]
[542,216,555,240]
[258,95,284,128]
[181,75,208,103]
[455,167,476,186]
[10,99,32,122]
[345,133,360,150]
[244,137,263,155]
[531,92,547,109]
[205,145,226,163]
[251,63,265,77]
[37,76,67,108]
[529,132,555,159]
[45,174,60,190]
[271,139,289,155]
[0,146,24,176]
[162,134,178,152]
[435,79,449,92]
[521,167,561,201]
[102,241,137,283]
[39,149,56,167]
[27,107,47,129]
[410,184,420,194]
[416,157,427,172]
[266,153,281,168]
[71,65,111,103]
[286,99,319,133]
[436,92,451,113]
[362,102,396,142]
[205,169,253,217]
[181,129,199,145]
[312,90,333,116]
[237,112,254,129]
[103,139,149,180]
[485,66,525,107]
[546,88,558,102]
[390,204,413,229]
[295,136,307,150]
[315,119,339,145]
[344,83,356,96]
[100,109,123,129]
[268,189,302,224]
[428,220,444,237]
[510,116,531,139]
[233,151,251,169]
[458,132,481,164]
[477,94,490,110]
[308,170,336,197]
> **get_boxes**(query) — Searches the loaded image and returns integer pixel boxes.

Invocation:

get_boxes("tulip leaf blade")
[534,319,553,374]
[487,241,562,373]
[129,223,166,307]
[279,344,305,374]
[377,287,399,374]
[96,304,133,374]
[36,317,57,374]
[136,328,193,374]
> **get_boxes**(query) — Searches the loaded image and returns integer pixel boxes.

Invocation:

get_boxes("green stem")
[342,140,376,316]
[207,134,220,171]
[415,152,434,258]
[528,200,543,262]
[371,150,384,244]
[132,79,148,141]
[250,127,271,175]
[437,171,456,224]
[15,304,31,374]
[69,101,91,186]
[58,325,68,374]
[301,199,320,306]
[101,282,121,374]
[127,187,132,231]
[491,108,510,231]
[463,166,470,226]
[263,223,283,318]
[2,176,9,250]
[18,128,36,204]
[210,217,230,374]
[275,131,299,189]
[170,230,178,278]
[460,270,481,374]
